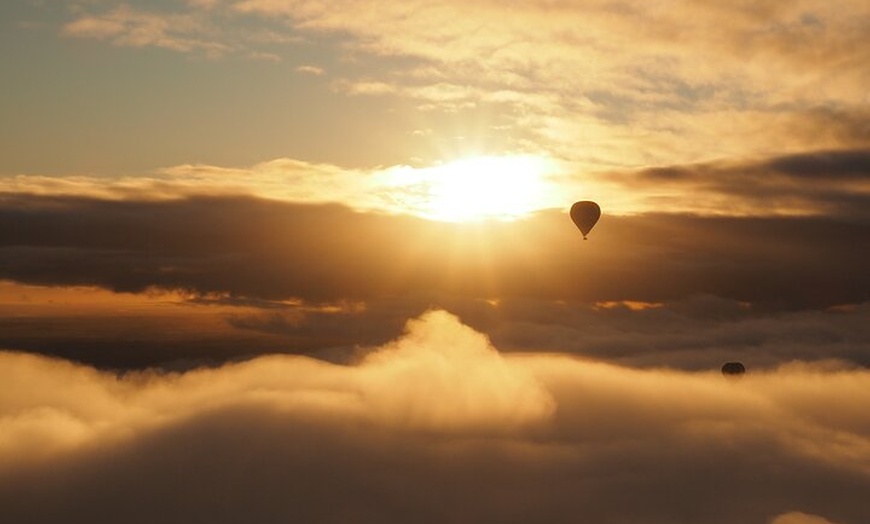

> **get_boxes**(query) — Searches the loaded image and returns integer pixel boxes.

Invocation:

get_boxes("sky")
[1,1,869,523]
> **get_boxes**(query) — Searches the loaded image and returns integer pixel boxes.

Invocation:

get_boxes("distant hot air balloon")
[570,201,601,240]
[721,362,746,377]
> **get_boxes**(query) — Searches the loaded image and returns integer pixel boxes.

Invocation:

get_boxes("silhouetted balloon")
[570,201,601,240]
[721,362,746,377]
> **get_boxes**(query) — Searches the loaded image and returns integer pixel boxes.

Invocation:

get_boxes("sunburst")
[408,155,553,221]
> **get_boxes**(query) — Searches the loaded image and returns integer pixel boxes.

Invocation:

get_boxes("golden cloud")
[1,309,867,522]
[59,1,870,169]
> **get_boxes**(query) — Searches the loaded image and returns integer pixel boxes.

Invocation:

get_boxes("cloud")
[0,192,868,311]
[0,310,867,523]
[228,0,870,166]
[62,5,231,56]
[51,1,870,170]
[4,156,564,218]
[771,512,843,524]
[2,279,868,372]
[355,310,555,431]
[295,64,324,75]
[482,297,870,370]
[3,146,869,219]
[1,151,868,369]
[619,148,870,218]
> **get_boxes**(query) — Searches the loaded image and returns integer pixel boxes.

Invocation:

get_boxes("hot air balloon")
[570,201,601,240]
[721,362,746,377]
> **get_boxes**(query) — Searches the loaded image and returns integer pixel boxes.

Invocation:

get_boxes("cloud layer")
[2,161,867,370]
[1,310,867,524]
[4,146,869,218]
[1,192,867,309]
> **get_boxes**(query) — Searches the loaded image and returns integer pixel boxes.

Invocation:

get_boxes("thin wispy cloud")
[233,0,870,162]
[62,5,231,57]
[295,64,324,75]
[56,0,870,169]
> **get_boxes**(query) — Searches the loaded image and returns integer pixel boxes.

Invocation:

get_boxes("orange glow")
[0,282,367,317]
[0,281,185,315]
[595,300,664,311]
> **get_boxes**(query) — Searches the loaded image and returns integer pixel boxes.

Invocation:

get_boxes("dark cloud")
[482,297,870,370]
[629,148,870,219]
[762,149,870,179]
[0,312,288,369]
[225,295,870,370]
[2,190,868,370]
[2,292,868,372]
[1,193,868,310]
[1,312,868,524]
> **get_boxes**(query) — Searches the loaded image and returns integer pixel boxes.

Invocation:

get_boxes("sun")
[413,155,552,221]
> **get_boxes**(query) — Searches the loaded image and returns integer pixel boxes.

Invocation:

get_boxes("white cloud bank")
[1,310,868,523]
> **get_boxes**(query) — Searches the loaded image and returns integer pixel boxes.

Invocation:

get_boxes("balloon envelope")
[570,201,601,239]
[721,362,746,376]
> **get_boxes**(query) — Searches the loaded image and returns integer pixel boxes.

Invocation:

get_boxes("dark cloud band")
[1,193,868,309]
